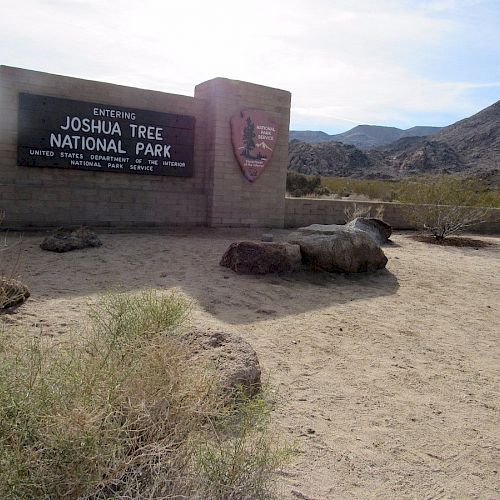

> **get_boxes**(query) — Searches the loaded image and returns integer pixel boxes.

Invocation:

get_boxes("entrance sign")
[17,93,195,176]
[230,109,278,182]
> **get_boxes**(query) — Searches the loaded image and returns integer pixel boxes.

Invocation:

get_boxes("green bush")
[398,176,493,239]
[0,289,286,498]
[321,177,398,202]
[397,176,499,208]
[286,172,330,197]
[320,175,500,207]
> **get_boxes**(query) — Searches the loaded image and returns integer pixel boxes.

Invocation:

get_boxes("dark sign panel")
[17,93,195,177]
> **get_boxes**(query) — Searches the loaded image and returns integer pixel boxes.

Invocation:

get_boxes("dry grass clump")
[343,203,385,223]
[0,278,30,310]
[0,289,287,499]
[196,394,288,499]
[0,211,28,310]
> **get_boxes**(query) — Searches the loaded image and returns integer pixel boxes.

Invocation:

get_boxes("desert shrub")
[195,391,289,499]
[321,175,500,206]
[286,172,330,197]
[321,177,398,202]
[0,211,26,310]
[0,278,30,310]
[0,289,286,498]
[89,288,190,343]
[343,203,372,222]
[343,203,386,223]
[398,176,492,240]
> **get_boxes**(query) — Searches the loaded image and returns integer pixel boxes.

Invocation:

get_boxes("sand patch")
[1,228,499,498]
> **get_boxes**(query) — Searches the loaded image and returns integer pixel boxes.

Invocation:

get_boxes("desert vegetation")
[0,211,29,310]
[286,172,331,197]
[0,289,286,499]
[321,176,399,202]
[287,172,500,207]
[286,172,499,241]
[397,176,493,240]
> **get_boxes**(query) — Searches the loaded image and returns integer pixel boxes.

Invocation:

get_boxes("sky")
[1,0,499,134]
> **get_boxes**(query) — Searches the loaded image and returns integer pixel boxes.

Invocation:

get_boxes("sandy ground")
[1,228,499,499]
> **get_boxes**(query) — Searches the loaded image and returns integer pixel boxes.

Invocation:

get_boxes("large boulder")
[185,329,261,397]
[40,226,102,252]
[220,241,302,274]
[288,225,388,272]
[0,278,30,310]
[345,218,392,245]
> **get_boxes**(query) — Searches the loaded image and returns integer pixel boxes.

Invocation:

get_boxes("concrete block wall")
[284,197,500,234]
[195,78,291,227]
[1,67,292,229]
[0,66,209,228]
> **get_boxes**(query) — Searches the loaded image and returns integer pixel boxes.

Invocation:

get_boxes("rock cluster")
[221,221,391,274]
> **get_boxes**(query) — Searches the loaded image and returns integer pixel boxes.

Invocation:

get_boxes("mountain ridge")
[288,100,500,179]
[289,124,442,149]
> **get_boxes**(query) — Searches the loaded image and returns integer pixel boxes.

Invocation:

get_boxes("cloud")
[1,0,498,132]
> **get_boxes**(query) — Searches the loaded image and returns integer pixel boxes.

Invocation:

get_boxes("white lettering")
[135,142,171,157]
[93,107,136,120]
[59,116,122,136]
[48,134,126,153]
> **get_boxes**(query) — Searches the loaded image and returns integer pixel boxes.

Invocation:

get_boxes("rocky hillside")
[432,100,500,170]
[370,137,464,176]
[289,124,442,149]
[288,140,379,178]
[288,100,499,178]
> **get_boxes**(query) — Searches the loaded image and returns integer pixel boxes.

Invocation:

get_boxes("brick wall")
[0,66,211,228]
[0,67,292,229]
[285,197,500,234]
[195,78,291,227]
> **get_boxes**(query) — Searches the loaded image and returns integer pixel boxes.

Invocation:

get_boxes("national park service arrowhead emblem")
[231,109,278,182]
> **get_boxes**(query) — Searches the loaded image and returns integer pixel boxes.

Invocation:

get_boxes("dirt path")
[2,229,499,499]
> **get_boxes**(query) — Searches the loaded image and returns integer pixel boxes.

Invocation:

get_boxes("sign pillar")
[195,78,291,228]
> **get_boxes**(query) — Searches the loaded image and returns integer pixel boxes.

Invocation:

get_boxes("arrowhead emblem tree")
[230,110,278,183]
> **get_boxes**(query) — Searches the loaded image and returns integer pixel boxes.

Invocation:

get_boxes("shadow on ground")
[186,267,399,325]
[3,229,400,325]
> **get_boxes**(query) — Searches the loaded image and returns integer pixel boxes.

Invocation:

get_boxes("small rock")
[184,329,261,397]
[256,308,276,315]
[261,233,273,242]
[40,226,102,253]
